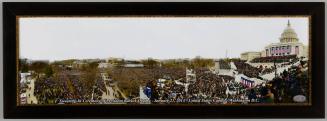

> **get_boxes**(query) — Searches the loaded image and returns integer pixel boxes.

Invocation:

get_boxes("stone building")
[241,20,308,61]
[240,52,262,61]
[263,20,308,58]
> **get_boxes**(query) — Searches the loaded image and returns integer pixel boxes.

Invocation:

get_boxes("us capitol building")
[241,20,308,61]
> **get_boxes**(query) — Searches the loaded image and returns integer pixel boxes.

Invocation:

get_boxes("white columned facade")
[240,20,308,60]
[262,21,308,58]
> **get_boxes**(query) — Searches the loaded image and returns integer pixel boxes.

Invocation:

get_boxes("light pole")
[274,59,277,79]
[92,85,97,100]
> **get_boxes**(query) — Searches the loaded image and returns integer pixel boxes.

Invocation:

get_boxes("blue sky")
[19,17,309,61]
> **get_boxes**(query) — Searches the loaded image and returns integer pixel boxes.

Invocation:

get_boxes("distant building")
[124,63,144,68]
[26,59,49,64]
[263,21,308,58]
[84,59,103,63]
[72,60,86,68]
[241,20,308,61]
[98,62,112,68]
[123,60,144,68]
[240,52,262,61]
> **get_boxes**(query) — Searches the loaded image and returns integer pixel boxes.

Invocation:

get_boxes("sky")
[19,17,309,61]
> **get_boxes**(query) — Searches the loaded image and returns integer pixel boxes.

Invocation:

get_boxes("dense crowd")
[34,75,72,104]
[244,59,309,103]
[143,67,240,104]
[142,58,308,104]
[191,68,228,97]
[260,66,276,75]
[152,67,186,80]
[234,60,261,78]
[218,60,231,69]
[256,57,301,75]
[29,56,308,105]
[268,60,309,103]
[33,70,106,104]
[250,55,297,63]
[110,67,186,98]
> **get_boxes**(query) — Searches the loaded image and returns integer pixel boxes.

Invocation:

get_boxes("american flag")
[240,77,254,88]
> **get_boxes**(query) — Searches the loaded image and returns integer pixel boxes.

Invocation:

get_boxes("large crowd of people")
[33,70,106,104]
[234,60,261,78]
[34,75,71,104]
[26,56,309,105]
[250,55,297,63]
[267,60,309,103]
[140,57,309,104]
[218,59,231,69]
[143,67,253,104]
[260,66,276,75]
[191,68,228,97]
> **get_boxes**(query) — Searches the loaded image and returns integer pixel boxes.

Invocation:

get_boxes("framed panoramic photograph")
[3,2,325,119]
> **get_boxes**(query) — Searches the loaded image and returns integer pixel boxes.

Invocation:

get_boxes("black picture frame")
[3,2,325,119]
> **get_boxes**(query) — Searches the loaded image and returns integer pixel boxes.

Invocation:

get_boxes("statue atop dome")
[280,20,299,43]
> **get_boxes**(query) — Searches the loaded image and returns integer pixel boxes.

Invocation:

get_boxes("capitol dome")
[280,20,299,43]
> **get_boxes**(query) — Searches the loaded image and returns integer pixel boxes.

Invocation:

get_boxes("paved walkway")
[100,73,127,100]
[114,85,127,99]
[101,73,115,99]
[101,82,115,99]
[26,78,38,104]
